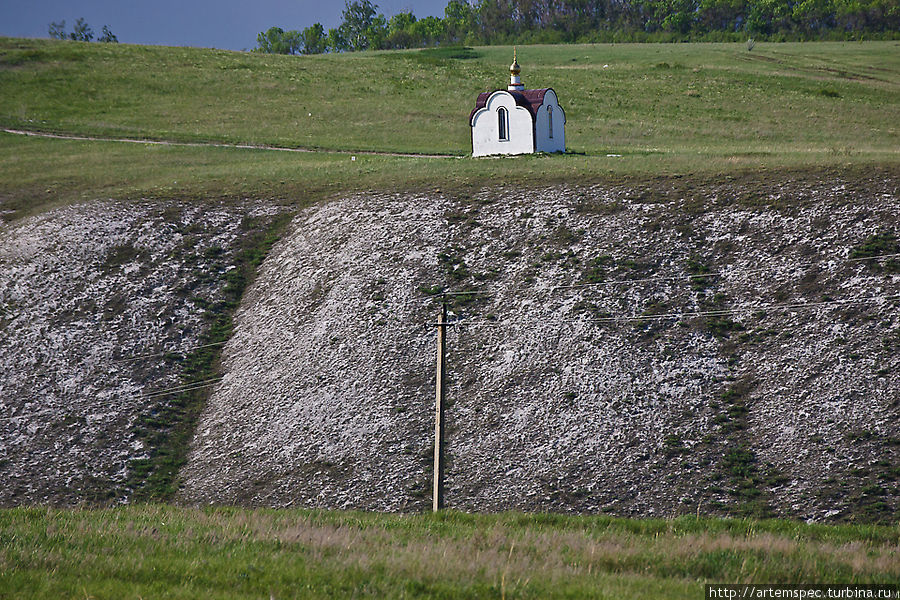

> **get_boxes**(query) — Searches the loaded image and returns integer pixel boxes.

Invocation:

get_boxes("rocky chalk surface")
[1,176,897,521]
[0,200,280,504]
[179,175,899,521]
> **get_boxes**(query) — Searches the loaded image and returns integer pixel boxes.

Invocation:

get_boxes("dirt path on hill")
[2,128,459,159]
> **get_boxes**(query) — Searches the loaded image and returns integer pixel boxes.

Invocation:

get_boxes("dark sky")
[1,0,452,51]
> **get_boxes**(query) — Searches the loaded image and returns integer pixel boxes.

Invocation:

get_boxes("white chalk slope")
[180,182,899,519]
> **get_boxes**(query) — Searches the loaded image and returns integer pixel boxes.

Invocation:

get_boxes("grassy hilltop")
[1,37,899,220]
[2,38,899,156]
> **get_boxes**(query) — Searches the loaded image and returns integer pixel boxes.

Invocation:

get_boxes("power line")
[550,265,774,291]
[442,289,493,297]
[113,340,228,362]
[419,251,900,300]
[141,376,223,397]
[551,252,900,293]
[569,294,900,324]
[140,376,224,400]
[417,289,493,301]
[443,294,900,327]
[846,252,900,263]
[427,249,900,325]
[0,378,226,425]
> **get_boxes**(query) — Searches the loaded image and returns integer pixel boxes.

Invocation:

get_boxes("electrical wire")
[113,340,228,362]
[140,376,224,400]
[570,294,900,324]
[846,252,900,263]
[421,251,900,299]
[444,294,900,328]
[551,252,900,292]
[550,265,773,291]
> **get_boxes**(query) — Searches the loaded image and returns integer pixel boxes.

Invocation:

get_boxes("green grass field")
[1,38,899,221]
[1,506,897,599]
[2,38,898,156]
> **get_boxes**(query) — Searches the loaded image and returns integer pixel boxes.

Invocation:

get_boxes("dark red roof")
[469,88,551,125]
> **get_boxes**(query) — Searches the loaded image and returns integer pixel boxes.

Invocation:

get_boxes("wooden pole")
[433,297,447,512]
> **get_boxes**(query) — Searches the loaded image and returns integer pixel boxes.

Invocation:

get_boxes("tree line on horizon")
[256,0,899,55]
[48,18,118,43]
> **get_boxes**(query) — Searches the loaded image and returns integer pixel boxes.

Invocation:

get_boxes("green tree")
[48,20,66,40]
[477,0,517,42]
[284,30,303,54]
[660,0,699,32]
[70,17,93,41]
[833,0,866,29]
[387,12,417,48]
[98,25,118,43]
[340,0,379,50]
[792,0,836,32]
[256,26,301,54]
[326,27,349,52]
[254,0,895,55]
[746,0,796,33]
[411,16,446,45]
[843,0,900,31]
[300,23,326,54]
[256,26,286,53]
[365,14,390,50]
[443,0,476,43]
[696,0,748,31]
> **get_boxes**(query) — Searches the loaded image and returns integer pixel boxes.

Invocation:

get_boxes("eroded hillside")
[178,173,899,522]
[0,200,283,504]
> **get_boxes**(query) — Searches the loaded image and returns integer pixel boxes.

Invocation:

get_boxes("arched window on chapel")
[498,107,509,141]
[548,106,554,139]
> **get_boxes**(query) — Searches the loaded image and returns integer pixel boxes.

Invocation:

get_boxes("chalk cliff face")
[1,176,897,520]
[0,200,280,505]
[179,176,899,522]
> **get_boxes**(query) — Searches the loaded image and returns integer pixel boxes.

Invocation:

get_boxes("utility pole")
[433,295,448,512]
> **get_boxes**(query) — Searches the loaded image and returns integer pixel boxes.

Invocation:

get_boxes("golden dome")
[510,47,520,75]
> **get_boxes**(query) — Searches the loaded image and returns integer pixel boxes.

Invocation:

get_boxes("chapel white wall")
[471,91,534,157]
[534,89,566,154]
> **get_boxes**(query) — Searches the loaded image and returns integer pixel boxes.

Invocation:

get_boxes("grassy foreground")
[1,507,897,599]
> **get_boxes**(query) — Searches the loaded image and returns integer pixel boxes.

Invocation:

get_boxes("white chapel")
[469,50,566,157]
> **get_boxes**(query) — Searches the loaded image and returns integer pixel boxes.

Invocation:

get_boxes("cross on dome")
[508,47,524,91]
